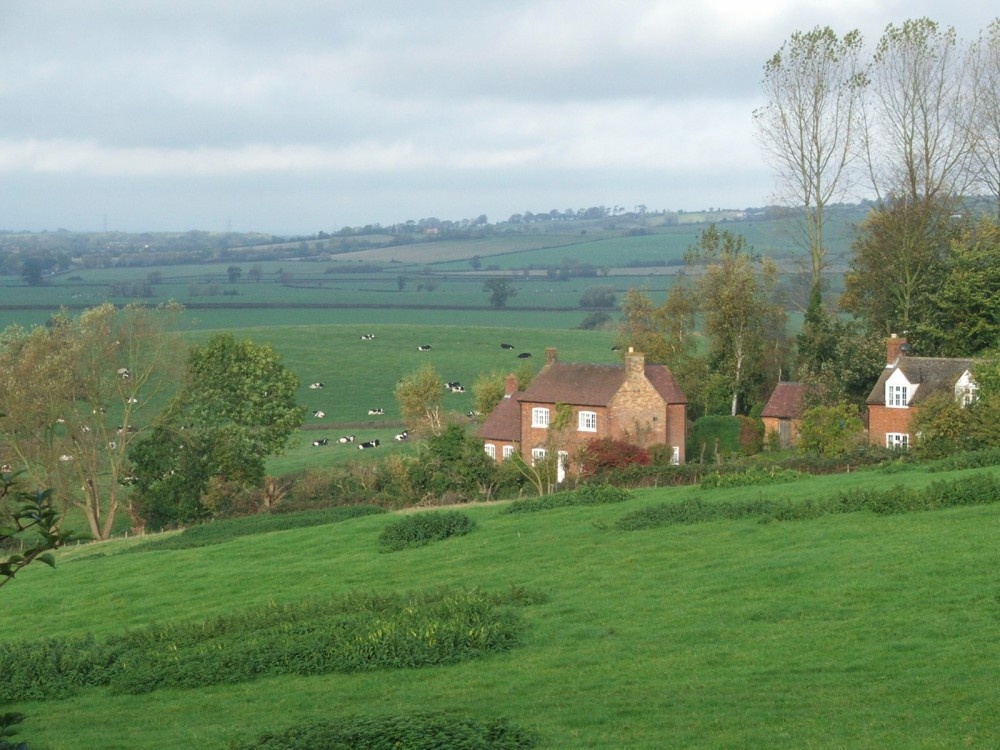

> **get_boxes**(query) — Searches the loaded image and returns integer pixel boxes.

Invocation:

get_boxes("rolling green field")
[3,464,999,748]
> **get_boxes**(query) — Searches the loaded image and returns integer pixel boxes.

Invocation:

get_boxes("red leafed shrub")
[580,438,651,478]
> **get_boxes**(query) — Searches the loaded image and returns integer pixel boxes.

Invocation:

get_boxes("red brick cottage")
[865,335,976,449]
[477,347,688,479]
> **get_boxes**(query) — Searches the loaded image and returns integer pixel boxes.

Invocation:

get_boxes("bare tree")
[754,26,866,292]
[861,18,976,205]
[969,19,1000,217]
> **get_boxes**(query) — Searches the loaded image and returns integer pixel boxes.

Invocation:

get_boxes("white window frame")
[670,446,680,465]
[886,384,908,408]
[578,410,597,432]
[531,448,547,466]
[502,445,515,459]
[531,407,550,428]
[886,432,909,449]
[484,443,496,460]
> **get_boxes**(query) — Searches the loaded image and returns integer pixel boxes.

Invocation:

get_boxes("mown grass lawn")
[4,466,1000,749]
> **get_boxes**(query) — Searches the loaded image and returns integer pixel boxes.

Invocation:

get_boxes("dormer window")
[886,384,908,408]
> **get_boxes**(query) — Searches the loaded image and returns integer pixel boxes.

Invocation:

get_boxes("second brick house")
[477,347,687,479]
[866,334,977,449]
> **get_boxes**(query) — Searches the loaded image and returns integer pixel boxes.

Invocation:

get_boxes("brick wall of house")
[608,377,668,447]
[868,405,913,445]
[518,401,612,462]
[666,402,687,463]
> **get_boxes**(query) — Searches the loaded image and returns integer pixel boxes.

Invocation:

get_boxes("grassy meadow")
[3,464,1000,748]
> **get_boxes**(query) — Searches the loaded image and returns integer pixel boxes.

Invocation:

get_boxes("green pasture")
[4,464,1000,748]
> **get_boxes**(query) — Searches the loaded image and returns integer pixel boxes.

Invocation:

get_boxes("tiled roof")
[761,382,805,419]
[475,394,521,441]
[866,357,975,405]
[519,362,686,406]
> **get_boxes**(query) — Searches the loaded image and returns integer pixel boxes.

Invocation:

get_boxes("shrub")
[502,484,632,514]
[699,466,805,490]
[377,511,477,552]
[228,712,539,750]
[688,416,742,462]
[580,438,651,478]
[797,403,866,457]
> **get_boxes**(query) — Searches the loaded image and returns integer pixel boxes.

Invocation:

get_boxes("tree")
[862,18,975,204]
[797,403,865,456]
[20,257,44,287]
[915,217,1000,356]
[578,285,616,308]
[246,265,263,283]
[841,197,959,336]
[0,303,186,539]
[688,226,787,415]
[483,278,517,308]
[129,333,303,527]
[755,26,866,290]
[471,365,534,418]
[226,265,243,283]
[395,363,445,437]
[970,19,1000,217]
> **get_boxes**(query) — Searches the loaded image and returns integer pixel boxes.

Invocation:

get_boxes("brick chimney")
[545,347,558,366]
[504,373,518,396]
[886,334,908,367]
[625,347,645,377]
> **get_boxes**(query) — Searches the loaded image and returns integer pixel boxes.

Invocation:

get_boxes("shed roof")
[761,382,805,420]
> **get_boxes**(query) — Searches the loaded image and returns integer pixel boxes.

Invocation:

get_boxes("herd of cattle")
[305,340,529,450]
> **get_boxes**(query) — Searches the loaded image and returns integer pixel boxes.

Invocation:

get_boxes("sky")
[1,1,997,235]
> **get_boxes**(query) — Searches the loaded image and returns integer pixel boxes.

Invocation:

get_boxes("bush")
[228,712,539,750]
[688,416,742,461]
[377,511,477,552]
[580,438,651,478]
[502,484,632,514]
[699,466,805,490]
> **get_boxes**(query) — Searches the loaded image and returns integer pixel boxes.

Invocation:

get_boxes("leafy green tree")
[688,226,787,415]
[246,265,263,283]
[226,265,243,283]
[915,217,1000,356]
[20,257,45,287]
[0,303,186,539]
[483,278,517,308]
[579,285,616,308]
[842,197,959,337]
[130,334,303,528]
[797,403,865,456]
[395,363,445,437]
[471,365,534,418]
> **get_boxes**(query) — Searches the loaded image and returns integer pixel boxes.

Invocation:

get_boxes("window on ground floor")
[886,432,909,449]
[484,443,496,460]
[531,447,546,466]
[502,445,514,459]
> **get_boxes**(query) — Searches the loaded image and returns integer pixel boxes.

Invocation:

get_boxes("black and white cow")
[360,333,375,340]
[309,382,325,389]
[358,439,380,449]
[312,410,326,418]
[312,438,329,447]
[517,352,532,359]
[338,435,355,443]
[417,344,432,351]
[500,343,515,350]
[394,430,408,441]
[367,407,384,415]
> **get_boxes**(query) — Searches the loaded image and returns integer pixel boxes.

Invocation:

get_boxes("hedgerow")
[501,484,632,514]
[698,467,806,490]
[0,588,537,701]
[377,511,476,552]
[926,447,1000,473]
[130,505,384,553]
[228,712,539,750]
[617,472,1000,531]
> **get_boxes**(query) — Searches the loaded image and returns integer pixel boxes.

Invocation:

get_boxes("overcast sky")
[1,1,996,234]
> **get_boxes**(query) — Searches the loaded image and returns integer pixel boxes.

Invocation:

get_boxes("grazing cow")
[312,438,329,447]
[338,435,355,443]
[59,454,74,462]
[367,408,384,415]
[117,367,131,379]
[394,430,408,441]
[466,410,482,419]
[417,344,432,351]
[309,382,325,389]
[500,343,515,350]
[611,345,621,351]
[1,464,12,473]
[358,439,380,449]
[517,352,532,359]
[360,333,376,340]
[312,410,326,418]
[450,385,466,393]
